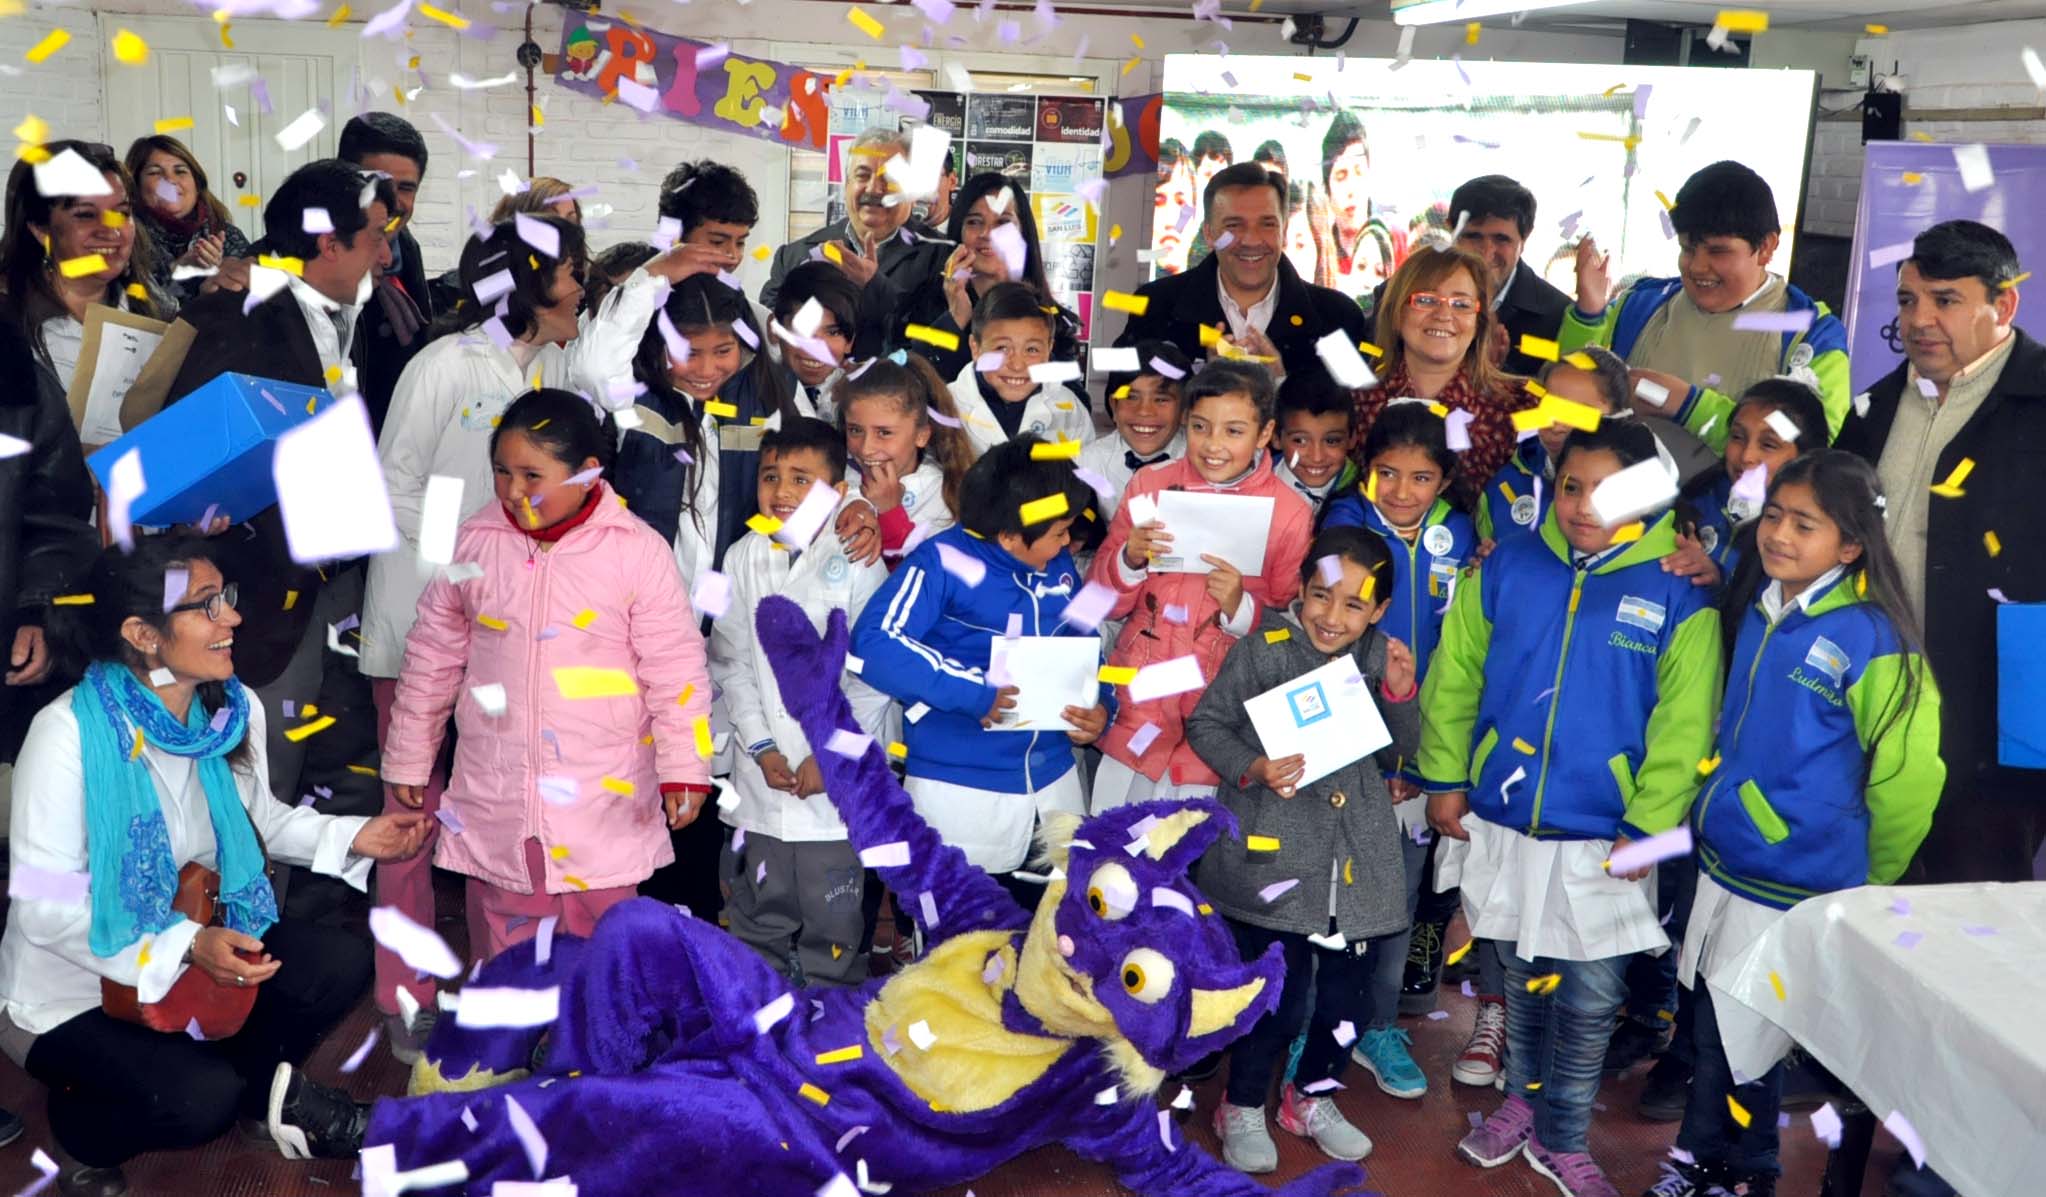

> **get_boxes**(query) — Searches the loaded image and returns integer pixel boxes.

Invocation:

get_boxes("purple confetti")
[1461,979,1477,999]
[1258,878,1299,903]
[919,890,939,928]
[505,1094,548,1177]
[1606,827,1693,872]
[1633,84,1655,119]
[1073,467,1115,507]
[1301,1078,1344,1094]
[1127,722,1162,755]
[461,1106,479,1133]
[1811,1102,1844,1148]
[1060,581,1117,633]
[436,805,465,835]
[1894,930,1924,950]
[535,626,561,641]
[1316,555,1343,586]
[186,1017,206,1041]
[1156,1109,1174,1151]
[1731,310,1815,334]
[8,864,91,903]
[1883,1109,1927,1168]
[1962,924,1998,936]
[982,953,1006,985]
[1004,613,1023,638]
[1162,603,1189,625]
[913,0,954,21]
[1892,897,1912,916]
[1445,408,1476,452]
[1427,1010,1451,1021]
[936,543,988,588]
[535,914,557,966]
[538,775,577,806]
[340,1026,380,1073]
[692,570,732,619]
[163,568,189,612]
[1468,1111,1485,1129]
[1659,208,1676,240]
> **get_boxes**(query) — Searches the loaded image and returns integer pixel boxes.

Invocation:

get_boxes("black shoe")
[266,1063,372,1160]
[1640,1156,1728,1197]
[1636,1053,1692,1122]
[1167,1051,1222,1085]
[1776,1048,1832,1109]
[1603,1018,1668,1075]
[57,1165,128,1197]
[1729,1174,1776,1197]
[1398,919,1445,1015]
[1442,940,1482,985]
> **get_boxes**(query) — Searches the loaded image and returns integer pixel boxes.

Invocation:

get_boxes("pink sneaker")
[1455,1092,1534,1168]
[1523,1132,1622,1197]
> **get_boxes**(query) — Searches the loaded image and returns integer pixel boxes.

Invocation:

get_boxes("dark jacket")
[1188,607,1420,940]
[1836,327,2046,806]
[1368,259,1571,377]
[760,218,952,359]
[355,227,434,440]
[165,289,333,689]
[1113,253,1369,378]
[0,321,97,738]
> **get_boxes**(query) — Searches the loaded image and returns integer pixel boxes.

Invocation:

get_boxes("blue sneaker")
[1351,1026,1427,1098]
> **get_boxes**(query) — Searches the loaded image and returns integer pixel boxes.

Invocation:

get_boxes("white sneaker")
[1278,1083,1373,1161]
[1212,1102,1278,1173]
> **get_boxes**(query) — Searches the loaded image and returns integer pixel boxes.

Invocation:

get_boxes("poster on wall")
[1845,141,2046,392]
[830,89,1108,339]
[1151,55,1817,314]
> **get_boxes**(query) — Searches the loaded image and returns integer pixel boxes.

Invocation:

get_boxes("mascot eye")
[1083,862,1138,921]
[1118,948,1175,1003]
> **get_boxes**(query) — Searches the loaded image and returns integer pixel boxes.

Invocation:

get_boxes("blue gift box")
[87,373,333,528]
[1997,603,2046,768]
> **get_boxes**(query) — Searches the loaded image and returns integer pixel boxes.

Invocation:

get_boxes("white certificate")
[1148,490,1274,576]
[987,635,1099,732]
[1242,655,1392,787]
[66,304,168,448]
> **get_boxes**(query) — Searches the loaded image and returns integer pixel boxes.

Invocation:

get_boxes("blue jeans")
[1502,949,1629,1154]
[1617,858,1696,1057]
[1675,983,1783,1176]
[1362,827,1431,1030]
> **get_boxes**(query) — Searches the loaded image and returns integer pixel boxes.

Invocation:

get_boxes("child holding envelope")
[1086,360,1315,810]
[1185,525,1419,1174]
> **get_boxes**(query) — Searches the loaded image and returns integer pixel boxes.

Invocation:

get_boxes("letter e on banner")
[715,59,777,128]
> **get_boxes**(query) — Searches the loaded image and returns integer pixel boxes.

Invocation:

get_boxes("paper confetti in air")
[859,842,911,869]
[1128,655,1204,703]
[1731,309,1815,334]
[1019,493,1070,525]
[8,863,92,904]
[773,481,843,551]
[1606,827,1693,873]
[1953,144,1994,193]
[469,683,508,717]
[827,729,875,759]
[934,542,988,588]
[272,396,397,562]
[1332,1020,1357,1047]
[370,905,463,979]
[1883,1109,1927,1167]
[1526,972,1562,995]
[1100,291,1149,316]
[1314,329,1377,389]
[1059,581,1116,633]
[552,666,639,699]
[274,108,326,152]
[1589,457,1680,527]
[455,986,561,1029]
[1125,722,1162,755]
[1634,378,1672,410]
[753,992,795,1035]
[501,1093,548,1179]
[1810,1102,1844,1148]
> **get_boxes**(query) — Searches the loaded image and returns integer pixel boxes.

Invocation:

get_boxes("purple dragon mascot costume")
[361,598,1370,1197]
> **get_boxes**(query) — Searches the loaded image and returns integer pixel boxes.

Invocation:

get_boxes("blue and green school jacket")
[1681,470,1739,574]
[1557,277,1851,452]
[1693,573,1943,910]
[1416,509,1724,841]
[1475,440,1551,546]
[1320,493,1476,685]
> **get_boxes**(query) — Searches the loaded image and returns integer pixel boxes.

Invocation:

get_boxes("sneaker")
[1352,1027,1428,1099]
[1636,1053,1692,1122]
[1277,1083,1373,1161]
[385,1005,438,1066]
[1213,1102,1278,1174]
[1602,1018,1668,1075]
[1641,1157,1728,1197]
[56,1164,127,1197]
[266,1063,373,1160]
[1524,1132,1622,1197]
[1456,1092,1535,1168]
[0,1107,21,1150]
[1453,996,1508,1087]
[1399,918,1446,1015]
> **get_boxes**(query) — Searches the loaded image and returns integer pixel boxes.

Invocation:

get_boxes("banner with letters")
[553,19,834,150]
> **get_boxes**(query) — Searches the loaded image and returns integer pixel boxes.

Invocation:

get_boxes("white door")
[99,14,363,244]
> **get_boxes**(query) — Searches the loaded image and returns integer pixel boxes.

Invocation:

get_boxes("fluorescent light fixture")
[1392,0,1585,25]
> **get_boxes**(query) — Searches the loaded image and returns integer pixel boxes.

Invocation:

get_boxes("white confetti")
[369,905,462,979]
[469,683,507,716]
[1588,457,1679,527]
[274,108,327,152]
[33,148,113,198]
[418,474,464,565]
[906,1019,937,1050]
[273,396,398,562]
[752,992,795,1034]
[1129,655,1204,703]
[1314,329,1377,389]
[1953,144,1994,193]
[859,841,911,868]
[454,986,561,1029]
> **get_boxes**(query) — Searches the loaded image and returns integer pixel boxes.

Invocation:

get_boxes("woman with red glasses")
[1350,243,1536,502]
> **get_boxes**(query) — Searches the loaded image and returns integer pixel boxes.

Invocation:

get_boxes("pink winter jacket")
[1087,455,1313,786]
[383,486,713,895]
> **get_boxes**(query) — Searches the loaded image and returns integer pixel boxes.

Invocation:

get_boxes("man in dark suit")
[338,112,433,439]
[759,126,950,352]
[1367,175,1570,377]
[1113,161,1368,381]
[1838,219,2045,891]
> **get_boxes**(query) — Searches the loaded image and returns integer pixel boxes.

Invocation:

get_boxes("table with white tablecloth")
[1708,882,2046,1197]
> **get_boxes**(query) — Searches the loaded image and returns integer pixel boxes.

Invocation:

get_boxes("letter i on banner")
[664,41,703,117]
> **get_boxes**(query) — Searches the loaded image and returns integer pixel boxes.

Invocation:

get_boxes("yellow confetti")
[554,666,640,699]
[1030,439,1082,461]
[600,776,634,796]
[1359,573,1376,603]
[798,1082,832,1106]
[704,399,738,418]
[1512,737,1537,755]
[100,210,127,229]
[1124,57,1143,77]
[218,19,234,49]
[305,395,319,415]
[1198,323,1223,348]
[1985,530,2003,557]
[549,844,572,862]
[1427,402,1449,417]
[1264,629,1291,644]
[282,589,300,611]
[747,513,784,536]
[25,29,70,63]
[1714,9,1768,33]
[1727,1094,1752,1127]
[904,324,961,352]
[693,715,715,758]
[418,1,470,28]
[258,253,305,276]
[1100,291,1150,316]
[111,28,148,65]
[572,609,598,629]
[1901,172,1924,186]
[1654,189,1676,212]
[1769,970,1786,1001]
[283,715,336,743]
[1519,334,1561,363]
[751,244,772,261]
[1525,380,1551,401]
[347,764,378,776]
[1526,973,1562,995]
[2001,271,2031,289]
[238,194,261,207]
[328,3,352,25]
[1131,33,1145,48]
[52,593,94,605]
[1564,351,1597,370]
[1698,754,1721,775]
[130,727,144,759]
[1019,493,1070,526]
[1445,940,1473,967]
[814,1045,864,1065]
[138,937,152,966]
[1929,457,1974,498]
[846,5,884,37]
[1342,857,1354,885]
[303,704,318,718]
[1465,20,1481,44]
[1610,522,1646,544]
[1291,70,1311,82]
[57,254,107,278]
[1865,23,1888,34]
[1246,835,1281,852]
[1098,665,1138,685]
[563,874,589,890]
[1548,398,1603,433]
[676,683,696,707]
[887,741,908,759]
[14,113,49,147]
[125,282,149,300]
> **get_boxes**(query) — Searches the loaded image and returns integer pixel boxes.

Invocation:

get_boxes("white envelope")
[987,636,1099,732]
[1150,490,1274,576]
[1243,654,1392,788]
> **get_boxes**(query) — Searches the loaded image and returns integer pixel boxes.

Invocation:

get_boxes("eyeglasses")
[1408,292,1482,316]
[167,583,239,621]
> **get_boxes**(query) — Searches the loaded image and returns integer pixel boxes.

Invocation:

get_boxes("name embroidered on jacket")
[1608,630,1658,655]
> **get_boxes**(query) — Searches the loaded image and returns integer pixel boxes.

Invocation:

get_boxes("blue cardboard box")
[87,373,333,527]
[1997,602,2046,768]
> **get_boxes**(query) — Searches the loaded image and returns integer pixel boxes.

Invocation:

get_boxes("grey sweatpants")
[720,830,867,988]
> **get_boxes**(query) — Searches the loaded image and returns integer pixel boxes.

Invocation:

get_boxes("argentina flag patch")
[1804,636,1850,685]
[1615,595,1667,633]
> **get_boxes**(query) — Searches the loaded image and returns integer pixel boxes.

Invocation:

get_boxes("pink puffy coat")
[383,486,713,895]
[1087,455,1313,786]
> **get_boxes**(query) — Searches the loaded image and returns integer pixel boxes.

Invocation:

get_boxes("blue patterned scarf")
[72,661,276,958]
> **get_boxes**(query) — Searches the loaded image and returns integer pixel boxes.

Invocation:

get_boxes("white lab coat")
[946,362,1095,460]
[0,691,372,1034]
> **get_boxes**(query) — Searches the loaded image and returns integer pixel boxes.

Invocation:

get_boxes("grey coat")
[1187,606,1421,940]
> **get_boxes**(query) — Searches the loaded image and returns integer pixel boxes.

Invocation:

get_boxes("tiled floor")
[0,875,1903,1196]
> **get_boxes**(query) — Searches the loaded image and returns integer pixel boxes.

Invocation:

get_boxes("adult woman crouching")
[0,537,430,1196]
